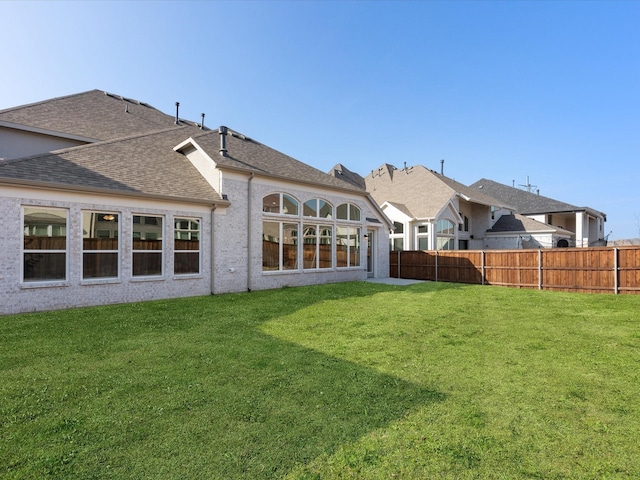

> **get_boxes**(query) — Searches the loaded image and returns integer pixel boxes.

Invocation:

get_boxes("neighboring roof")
[383,201,414,218]
[487,213,573,236]
[186,128,367,193]
[365,164,512,219]
[0,89,197,142]
[328,163,366,189]
[0,125,224,204]
[471,178,606,219]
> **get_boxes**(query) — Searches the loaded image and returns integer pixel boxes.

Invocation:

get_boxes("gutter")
[210,204,217,294]
[247,173,255,292]
[0,177,231,207]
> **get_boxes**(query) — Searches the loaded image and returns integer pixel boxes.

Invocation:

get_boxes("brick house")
[0,90,391,314]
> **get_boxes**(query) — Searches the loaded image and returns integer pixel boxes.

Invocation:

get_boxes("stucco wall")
[0,187,212,315]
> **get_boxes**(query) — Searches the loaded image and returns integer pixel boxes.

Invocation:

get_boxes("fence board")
[392,246,640,295]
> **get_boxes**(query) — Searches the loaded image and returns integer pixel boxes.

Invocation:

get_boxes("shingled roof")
[365,164,512,219]
[487,213,573,235]
[470,178,606,219]
[185,128,367,193]
[0,125,224,204]
[0,89,192,141]
[328,163,366,189]
[1,90,370,203]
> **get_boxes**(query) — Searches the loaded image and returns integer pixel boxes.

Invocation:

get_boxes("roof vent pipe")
[219,126,228,156]
[440,159,444,175]
[200,113,205,130]
[175,102,180,125]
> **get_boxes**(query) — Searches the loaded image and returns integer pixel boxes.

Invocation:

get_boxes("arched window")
[262,193,299,215]
[262,194,299,271]
[336,203,360,221]
[436,219,455,250]
[436,219,455,235]
[303,198,333,218]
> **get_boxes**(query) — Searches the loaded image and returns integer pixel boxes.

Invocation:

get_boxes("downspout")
[210,204,217,294]
[247,173,255,292]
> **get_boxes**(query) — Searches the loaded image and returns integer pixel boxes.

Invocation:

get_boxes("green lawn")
[1,282,639,479]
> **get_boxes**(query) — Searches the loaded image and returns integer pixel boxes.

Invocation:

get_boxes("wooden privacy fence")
[390,246,640,294]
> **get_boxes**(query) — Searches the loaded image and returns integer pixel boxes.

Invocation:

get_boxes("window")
[303,198,332,218]
[459,239,469,250]
[23,207,68,282]
[390,221,404,251]
[133,215,163,276]
[303,224,333,269]
[459,215,469,232]
[437,219,455,235]
[337,226,360,267]
[174,218,200,275]
[336,203,360,221]
[263,193,298,215]
[416,224,429,250]
[436,219,455,251]
[263,221,298,271]
[82,211,119,279]
[262,195,363,272]
[437,238,455,250]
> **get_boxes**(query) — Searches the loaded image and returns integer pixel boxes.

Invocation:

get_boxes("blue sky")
[2,0,639,239]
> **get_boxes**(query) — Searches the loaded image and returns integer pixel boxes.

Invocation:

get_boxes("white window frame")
[132,214,164,278]
[174,217,202,276]
[81,211,120,281]
[21,206,69,285]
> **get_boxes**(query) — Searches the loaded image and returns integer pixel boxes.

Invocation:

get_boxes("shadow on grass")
[1,281,446,479]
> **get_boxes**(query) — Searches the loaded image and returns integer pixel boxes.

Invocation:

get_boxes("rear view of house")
[0,90,391,314]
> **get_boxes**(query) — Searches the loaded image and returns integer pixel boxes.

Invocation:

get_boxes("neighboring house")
[485,213,574,249]
[470,179,607,247]
[351,163,515,251]
[0,90,392,315]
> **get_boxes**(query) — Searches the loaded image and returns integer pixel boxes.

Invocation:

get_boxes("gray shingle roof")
[188,129,366,193]
[0,89,190,141]
[1,91,368,202]
[487,213,573,235]
[470,178,606,218]
[0,126,223,203]
[328,163,366,189]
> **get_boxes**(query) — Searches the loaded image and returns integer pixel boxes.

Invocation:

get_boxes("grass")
[1,281,639,479]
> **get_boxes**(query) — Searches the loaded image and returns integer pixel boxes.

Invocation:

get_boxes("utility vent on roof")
[104,91,150,107]
[229,131,252,142]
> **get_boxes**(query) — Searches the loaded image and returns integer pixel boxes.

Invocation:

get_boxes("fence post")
[538,249,543,290]
[435,250,438,282]
[481,250,485,285]
[398,250,401,279]
[614,247,619,294]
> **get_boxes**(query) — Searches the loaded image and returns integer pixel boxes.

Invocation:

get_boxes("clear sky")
[2,0,639,240]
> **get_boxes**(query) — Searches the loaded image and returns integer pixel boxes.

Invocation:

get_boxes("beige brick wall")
[212,174,389,294]
[0,191,212,315]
